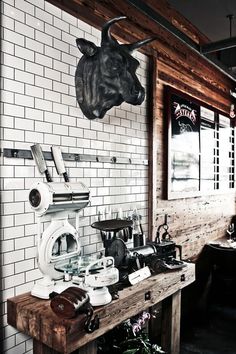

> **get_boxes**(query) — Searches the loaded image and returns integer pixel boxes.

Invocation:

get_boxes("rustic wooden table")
[7,263,195,354]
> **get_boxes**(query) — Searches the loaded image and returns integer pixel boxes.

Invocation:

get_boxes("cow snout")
[127,85,145,105]
[136,88,145,104]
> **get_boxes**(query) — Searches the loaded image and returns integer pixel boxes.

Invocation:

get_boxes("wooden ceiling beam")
[45,0,105,28]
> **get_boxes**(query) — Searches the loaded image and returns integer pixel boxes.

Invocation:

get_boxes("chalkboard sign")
[166,86,234,199]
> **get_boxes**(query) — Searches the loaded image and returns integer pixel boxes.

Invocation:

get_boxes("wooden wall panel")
[154,75,235,259]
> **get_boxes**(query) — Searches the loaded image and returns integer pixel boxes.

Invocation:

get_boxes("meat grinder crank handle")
[84,306,100,333]
[175,244,183,260]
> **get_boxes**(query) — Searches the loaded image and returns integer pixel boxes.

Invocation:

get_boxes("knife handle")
[45,169,52,183]
[31,143,52,182]
[51,145,69,182]
[63,172,69,182]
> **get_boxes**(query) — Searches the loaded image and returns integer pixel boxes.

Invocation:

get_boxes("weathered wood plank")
[144,0,210,45]
[157,61,230,113]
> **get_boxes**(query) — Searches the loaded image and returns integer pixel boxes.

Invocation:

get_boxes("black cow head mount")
[75,16,155,120]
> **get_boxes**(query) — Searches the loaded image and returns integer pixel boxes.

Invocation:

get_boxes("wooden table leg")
[161,290,181,354]
[33,339,97,354]
[33,339,61,354]
[79,340,97,354]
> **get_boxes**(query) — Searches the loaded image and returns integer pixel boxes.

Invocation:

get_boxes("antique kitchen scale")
[29,144,119,305]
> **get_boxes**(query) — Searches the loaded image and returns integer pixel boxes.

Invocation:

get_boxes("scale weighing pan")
[91,219,132,232]
[55,254,103,275]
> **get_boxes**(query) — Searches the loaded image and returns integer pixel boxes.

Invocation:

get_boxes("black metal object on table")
[91,217,185,281]
[91,219,133,233]
[91,219,133,246]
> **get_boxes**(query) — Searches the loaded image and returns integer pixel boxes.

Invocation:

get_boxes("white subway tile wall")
[0,0,149,352]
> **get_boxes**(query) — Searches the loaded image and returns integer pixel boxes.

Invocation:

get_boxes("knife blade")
[31,144,52,182]
[51,145,69,182]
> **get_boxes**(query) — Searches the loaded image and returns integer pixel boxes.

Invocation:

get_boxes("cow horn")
[101,16,127,45]
[122,37,156,52]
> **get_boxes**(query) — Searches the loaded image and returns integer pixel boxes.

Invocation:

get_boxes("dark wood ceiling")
[45,0,236,84]
[45,0,208,48]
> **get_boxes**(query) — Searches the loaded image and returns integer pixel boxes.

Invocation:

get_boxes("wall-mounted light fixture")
[230,89,236,119]
[230,104,236,118]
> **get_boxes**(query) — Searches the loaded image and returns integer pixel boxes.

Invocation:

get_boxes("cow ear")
[76,38,98,57]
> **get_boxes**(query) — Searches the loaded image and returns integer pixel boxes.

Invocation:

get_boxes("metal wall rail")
[2,148,149,166]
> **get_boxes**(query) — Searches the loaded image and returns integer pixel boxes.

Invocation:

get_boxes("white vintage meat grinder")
[29,181,90,299]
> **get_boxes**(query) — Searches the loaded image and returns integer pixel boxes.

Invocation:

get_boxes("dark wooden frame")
[165,86,234,200]
[166,86,201,199]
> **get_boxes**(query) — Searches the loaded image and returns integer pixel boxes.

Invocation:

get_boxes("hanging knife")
[31,144,52,182]
[51,145,69,182]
